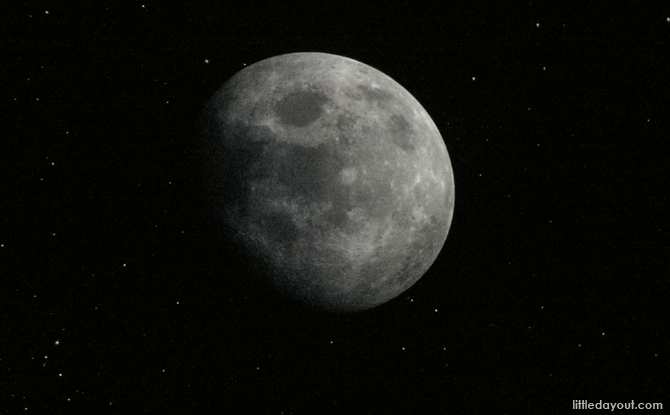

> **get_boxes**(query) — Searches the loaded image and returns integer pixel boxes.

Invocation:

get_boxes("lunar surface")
[198,52,455,312]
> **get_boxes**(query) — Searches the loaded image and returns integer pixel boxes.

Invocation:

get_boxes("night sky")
[3,1,669,413]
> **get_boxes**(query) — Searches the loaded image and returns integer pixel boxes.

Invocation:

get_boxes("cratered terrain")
[198,52,455,312]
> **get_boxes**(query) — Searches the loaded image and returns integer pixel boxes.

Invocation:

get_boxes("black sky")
[3,1,669,413]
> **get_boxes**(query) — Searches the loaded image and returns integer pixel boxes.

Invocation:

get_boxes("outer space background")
[2,1,668,413]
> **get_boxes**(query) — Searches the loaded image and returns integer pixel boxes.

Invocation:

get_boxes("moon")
[198,52,455,312]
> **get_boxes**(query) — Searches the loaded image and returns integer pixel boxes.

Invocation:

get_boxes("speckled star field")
[2,1,668,413]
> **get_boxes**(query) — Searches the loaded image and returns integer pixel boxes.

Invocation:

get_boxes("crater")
[274,89,330,127]
[339,167,357,185]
